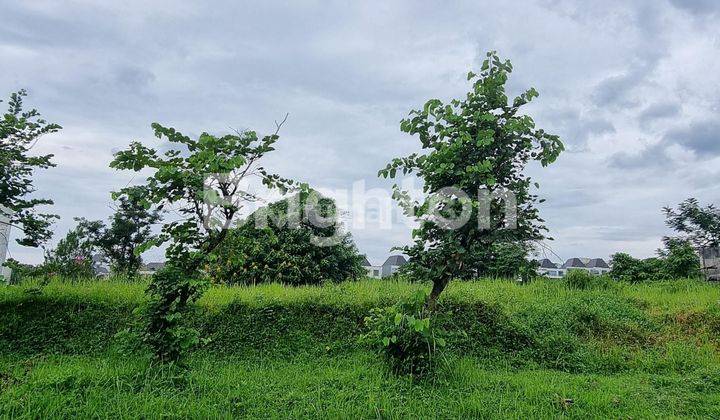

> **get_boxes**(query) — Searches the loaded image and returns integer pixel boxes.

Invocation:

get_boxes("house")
[701,246,720,281]
[362,256,383,279]
[139,262,166,276]
[537,259,565,278]
[362,255,407,278]
[381,255,407,278]
[537,257,611,278]
[586,258,611,275]
[92,254,110,278]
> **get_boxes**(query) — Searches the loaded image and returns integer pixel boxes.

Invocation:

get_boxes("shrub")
[207,190,366,286]
[659,238,702,279]
[563,270,595,290]
[362,290,446,377]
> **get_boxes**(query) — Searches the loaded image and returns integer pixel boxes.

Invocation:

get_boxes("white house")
[362,255,407,278]
[362,257,383,279]
[537,259,565,278]
[381,255,407,277]
[0,207,12,283]
[139,262,166,276]
[537,257,610,278]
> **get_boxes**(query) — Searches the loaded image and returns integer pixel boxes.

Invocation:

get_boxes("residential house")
[537,257,611,278]
[701,246,720,281]
[362,255,408,278]
[586,258,611,275]
[537,259,565,278]
[381,255,407,278]
[362,256,383,279]
[139,262,166,276]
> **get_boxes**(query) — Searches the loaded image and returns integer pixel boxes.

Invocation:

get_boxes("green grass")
[2,277,720,418]
[1,353,719,418]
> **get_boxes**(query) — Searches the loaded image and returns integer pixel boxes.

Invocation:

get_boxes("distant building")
[537,257,611,278]
[139,262,166,276]
[362,255,407,278]
[381,255,407,277]
[537,259,565,278]
[361,256,382,279]
[701,247,720,281]
[92,254,110,278]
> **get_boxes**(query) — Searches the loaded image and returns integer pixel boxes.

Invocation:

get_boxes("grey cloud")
[638,102,681,128]
[591,68,646,108]
[668,0,720,15]
[665,120,720,155]
[609,119,720,169]
[608,143,669,169]
[544,108,615,148]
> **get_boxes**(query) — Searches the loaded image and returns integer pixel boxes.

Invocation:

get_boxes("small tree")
[658,238,701,279]
[0,90,60,247]
[110,121,296,363]
[43,223,97,279]
[79,188,161,277]
[663,198,719,279]
[208,189,365,286]
[379,52,563,309]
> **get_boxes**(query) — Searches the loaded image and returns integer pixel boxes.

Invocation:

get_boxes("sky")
[2,0,719,265]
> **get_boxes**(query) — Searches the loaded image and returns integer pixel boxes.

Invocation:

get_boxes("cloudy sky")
[2,0,719,265]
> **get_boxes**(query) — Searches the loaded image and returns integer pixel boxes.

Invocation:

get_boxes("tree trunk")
[425,277,449,312]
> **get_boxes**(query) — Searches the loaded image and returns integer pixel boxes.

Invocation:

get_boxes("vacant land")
[1,278,720,418]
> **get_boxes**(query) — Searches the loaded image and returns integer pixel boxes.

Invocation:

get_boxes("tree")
[664,198,720,249]
[485,242,538,281]
[43,223,98,279]
[79,188,161,277]
[379,51,563,309]
[609,239,701,282]
[207,189,365,286]
[0,90,60,247]
[659,238,701,279]
[110,120,297,363]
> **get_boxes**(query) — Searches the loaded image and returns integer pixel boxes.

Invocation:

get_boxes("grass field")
[2,277,720,418]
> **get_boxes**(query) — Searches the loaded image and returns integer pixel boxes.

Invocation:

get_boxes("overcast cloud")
[2,0,719,265]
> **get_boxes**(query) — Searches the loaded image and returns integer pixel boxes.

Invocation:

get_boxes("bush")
[207,190,366,286]
[563,270,595,290]
[362,290,446,377]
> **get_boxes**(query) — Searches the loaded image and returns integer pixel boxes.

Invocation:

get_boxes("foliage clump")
[77,189,162,277]
[362,291,446,377]
[208,190,365,286]
[610,239,701,282]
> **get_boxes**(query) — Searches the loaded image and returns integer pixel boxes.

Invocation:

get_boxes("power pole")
[0,207,11,283]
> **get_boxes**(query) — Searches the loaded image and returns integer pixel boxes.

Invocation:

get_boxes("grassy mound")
[2,278,719,374]
[2,277,720,417]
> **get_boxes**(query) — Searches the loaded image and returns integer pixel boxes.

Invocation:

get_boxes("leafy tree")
[110,121,297,363]
[609,253,663,282]
[43,223,98,279]
[208,189,365,286]
[78,188,161,277]
[484,242,538,281]
[658,238,701,279]
[379,51,563,309]
[609,240,701,282]
[0,90,60,247]
[663,198,720,249]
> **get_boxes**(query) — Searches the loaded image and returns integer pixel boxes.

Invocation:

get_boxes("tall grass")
[2,276,720,417]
